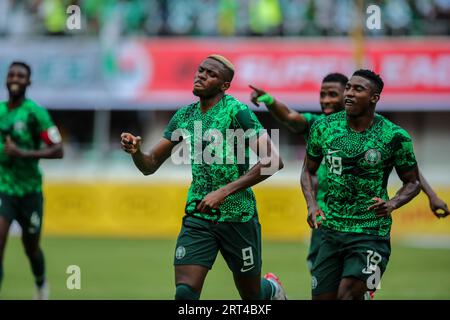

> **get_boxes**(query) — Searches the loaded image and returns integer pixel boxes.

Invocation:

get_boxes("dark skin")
[121,57,284,299]
[419,172,449,218]
[301,75,421,300]
[249,82,345,134]
[0,64,63,288]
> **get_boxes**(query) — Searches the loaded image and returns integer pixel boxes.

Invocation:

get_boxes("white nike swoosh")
[327,150,342,154]
[240,266,255,272]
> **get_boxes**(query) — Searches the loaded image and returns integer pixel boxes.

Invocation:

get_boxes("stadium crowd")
[0,0,449,38]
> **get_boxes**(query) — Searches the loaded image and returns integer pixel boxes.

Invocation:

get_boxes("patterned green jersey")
[0,99,60,196]
[307,111,417,236]
[303,112,328,210]
[163,95,264,223]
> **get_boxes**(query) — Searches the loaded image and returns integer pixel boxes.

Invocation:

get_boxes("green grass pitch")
[1,236,449,299]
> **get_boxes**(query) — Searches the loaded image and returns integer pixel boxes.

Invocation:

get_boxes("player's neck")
[199,93,224,113]
[8,95,25,110]
[347,113,375,133]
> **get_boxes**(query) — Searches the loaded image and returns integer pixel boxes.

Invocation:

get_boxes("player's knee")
[337,289,354,300]
[337,278,366,300]
[337,286,364,300]
[175,283,200,300]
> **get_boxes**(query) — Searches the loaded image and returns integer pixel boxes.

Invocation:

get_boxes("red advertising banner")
[114,38,450,111]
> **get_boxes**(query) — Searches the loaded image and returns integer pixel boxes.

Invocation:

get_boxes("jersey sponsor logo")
[365,149,381,165]
[175,246,186,259]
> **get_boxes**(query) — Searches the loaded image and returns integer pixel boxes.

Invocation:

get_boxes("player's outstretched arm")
[368,168,421,217]
[120,133,174,176]
[301,156,325,229]
[249,85,308,134]
[196,132,284,213]
[4,135,63,159]
[419,171,449,218]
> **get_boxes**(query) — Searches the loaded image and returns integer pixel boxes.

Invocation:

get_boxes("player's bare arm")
[368,168,421,217]
[301,155,326,229]
[418,171,449,218]
[121,133,175,175]
[300,155,318,198]
[197,132,284,213]
[249,85,308,134]
[4,135,63,159]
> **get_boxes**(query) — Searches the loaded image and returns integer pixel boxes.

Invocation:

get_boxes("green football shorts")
[0,192,44,236]
[311,226,391,296]
[307,228,323,272]
[174,215,262,277]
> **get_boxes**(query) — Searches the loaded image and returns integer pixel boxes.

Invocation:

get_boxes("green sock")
[175,284,200,300]
[259,278,275,300]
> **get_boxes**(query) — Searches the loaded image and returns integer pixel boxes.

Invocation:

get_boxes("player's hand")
[249,85,266,107]
[429,196,449,219]
[307,205,325,229]
[197,188,228,213]
[368,197,395,217]
[120,132,142,154]
[4,135,24,158]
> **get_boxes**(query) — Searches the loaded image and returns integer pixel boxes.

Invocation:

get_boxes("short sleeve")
[163,109,182,142]
[306,120,324,162]
[303,112,321,129]
[33,107,54,132]
[302,112,322,139]
[393,130,418,173]
[233,105,264,138]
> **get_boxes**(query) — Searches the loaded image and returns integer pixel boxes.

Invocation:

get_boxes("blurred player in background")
[0,62,63,299]
[250,73,449,276]
[121,55,287,300]
[301,69,421,300]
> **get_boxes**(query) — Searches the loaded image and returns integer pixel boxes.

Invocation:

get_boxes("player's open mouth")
[9,83,20,92]
[344,98,355,106]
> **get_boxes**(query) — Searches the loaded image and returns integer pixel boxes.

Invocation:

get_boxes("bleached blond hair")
[207,54,235,73]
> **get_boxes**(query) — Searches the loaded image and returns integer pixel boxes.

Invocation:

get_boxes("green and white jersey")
[163,94,264,223]
[0,99,61,196]
[303,112,328,210]
[307,111,417,236]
